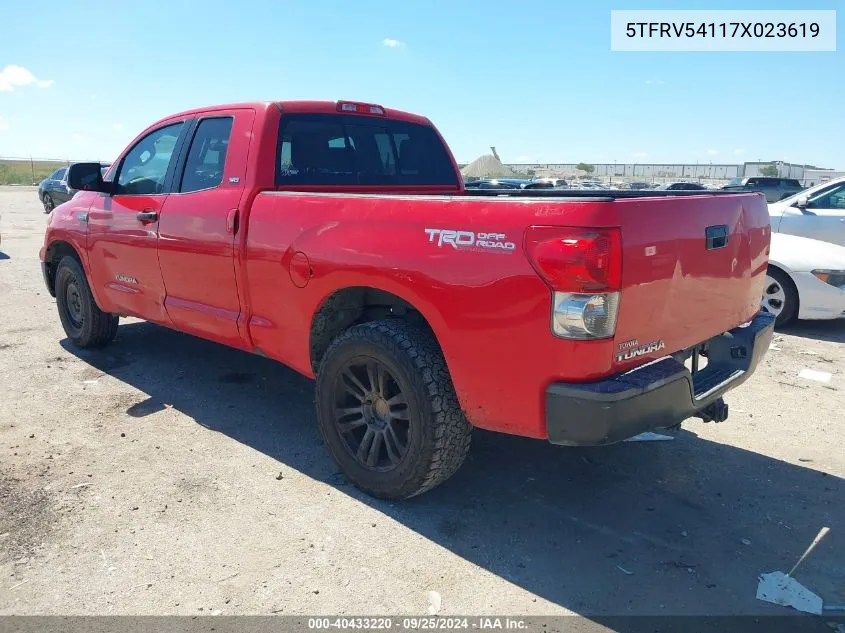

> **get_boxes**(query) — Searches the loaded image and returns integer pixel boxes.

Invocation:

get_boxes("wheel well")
[309,287,435,373]
[43,241,82,297]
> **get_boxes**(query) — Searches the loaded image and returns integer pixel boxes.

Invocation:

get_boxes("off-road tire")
[55,255,119,348]
[316,320,472,499]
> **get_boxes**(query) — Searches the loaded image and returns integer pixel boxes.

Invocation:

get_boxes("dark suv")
[38,163,110,212]
[721,177,803,203]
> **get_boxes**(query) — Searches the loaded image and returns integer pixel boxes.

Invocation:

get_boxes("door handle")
[136,210,158,222]
[226,209,239,235]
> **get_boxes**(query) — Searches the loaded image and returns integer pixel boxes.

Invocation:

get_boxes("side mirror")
[794,196,817,215]
[67,162,110,194]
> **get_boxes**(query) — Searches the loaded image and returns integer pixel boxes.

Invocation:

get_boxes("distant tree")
[526,169,536,177]
[759,164,779,177]
[576,162,595,174]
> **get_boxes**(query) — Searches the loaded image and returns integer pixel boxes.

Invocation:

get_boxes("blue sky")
[0,0,842,167]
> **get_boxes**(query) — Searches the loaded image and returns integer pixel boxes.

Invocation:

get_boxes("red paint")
[289,252,311,288]
[41,100,770,440]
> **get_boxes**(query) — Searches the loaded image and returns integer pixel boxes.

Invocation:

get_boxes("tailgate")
[612,193,770,365]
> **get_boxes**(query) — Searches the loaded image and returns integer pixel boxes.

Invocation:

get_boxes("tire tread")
[316,319,471,499]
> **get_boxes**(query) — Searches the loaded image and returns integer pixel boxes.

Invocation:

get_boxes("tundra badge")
[616,339,665,363]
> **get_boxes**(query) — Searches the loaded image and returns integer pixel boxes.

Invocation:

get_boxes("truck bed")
[464,188,749,199]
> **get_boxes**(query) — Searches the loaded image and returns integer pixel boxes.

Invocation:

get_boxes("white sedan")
[769,176,845,248]
[763,233,845,326]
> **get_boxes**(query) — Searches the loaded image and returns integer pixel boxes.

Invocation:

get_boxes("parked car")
[464,178,525,190]
[768,176,845,248]
[38,163,111,212]
[763,233,845,326]
[721,176,803,202]
[523,178,567,189]
[627,181,651,190]
[42,99,773,499]
[656,182,707,191]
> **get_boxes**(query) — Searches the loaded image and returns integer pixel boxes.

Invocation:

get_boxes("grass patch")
[0,159,68,185]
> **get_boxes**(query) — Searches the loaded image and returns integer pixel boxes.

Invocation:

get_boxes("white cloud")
[632,152,648,158]
[733,148,746,155]
[382,38,405,48]
[0,115,9,132]
[0,65,54,92]
[645,79,665,85]
[70,133,88,143]
[112,123,124,131]
[707,149,719,155]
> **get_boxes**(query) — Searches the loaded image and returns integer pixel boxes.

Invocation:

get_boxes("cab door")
[156,110,254,347]
[86,121,190,321]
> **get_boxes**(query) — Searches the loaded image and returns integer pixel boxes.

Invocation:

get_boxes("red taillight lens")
[525,227,622,292]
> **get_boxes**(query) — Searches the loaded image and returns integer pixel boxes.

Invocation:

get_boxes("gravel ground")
[0,186,843,617]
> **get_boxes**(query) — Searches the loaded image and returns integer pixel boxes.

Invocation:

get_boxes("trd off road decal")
[424,228,516,253]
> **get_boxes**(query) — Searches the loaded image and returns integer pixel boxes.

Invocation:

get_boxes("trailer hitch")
[696,398,729,423]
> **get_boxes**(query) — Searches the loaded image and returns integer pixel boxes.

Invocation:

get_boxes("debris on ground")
[616,565,634,575]
[798,368,832,383]
[623,432,674,442]
[756,527,830,615]
[427,590,442,615]
[756,571,822,615]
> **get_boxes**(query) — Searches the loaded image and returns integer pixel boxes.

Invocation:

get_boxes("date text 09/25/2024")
[308,617,529,630]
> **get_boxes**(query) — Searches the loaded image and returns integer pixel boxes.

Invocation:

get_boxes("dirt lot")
[0,186,843,618]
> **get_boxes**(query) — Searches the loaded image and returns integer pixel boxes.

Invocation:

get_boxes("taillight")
[524,227,621,292]
[525,226,623,340]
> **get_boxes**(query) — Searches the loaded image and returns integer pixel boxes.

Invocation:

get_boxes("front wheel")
[55,256,119,348]
[315,320,472,499]
[761,266,798,327]
[43,193,54,213]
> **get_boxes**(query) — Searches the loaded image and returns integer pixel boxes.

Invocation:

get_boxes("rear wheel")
[315,320,472,499]
[761,266,798,327]
[55,256,119,348]
[43,193,54,213]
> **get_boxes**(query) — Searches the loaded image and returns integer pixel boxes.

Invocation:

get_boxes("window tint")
[116,122,184,195]
[179,117,233,193]
[277,114,458,186]
[785,179,801,187]
[807,182,845,210]
[54,168,67,181]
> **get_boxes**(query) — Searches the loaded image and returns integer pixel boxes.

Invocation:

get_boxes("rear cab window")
[276,113,458,187]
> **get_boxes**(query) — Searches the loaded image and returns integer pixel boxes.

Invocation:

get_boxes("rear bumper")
[545,311,775,446]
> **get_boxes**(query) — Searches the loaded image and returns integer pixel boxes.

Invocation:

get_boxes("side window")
[116,122,184,195]
[179,117,233,193]
[807,182,845,210]
[54,168,67,181]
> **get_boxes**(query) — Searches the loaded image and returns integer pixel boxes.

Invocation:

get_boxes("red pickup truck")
[40,100,774,499]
